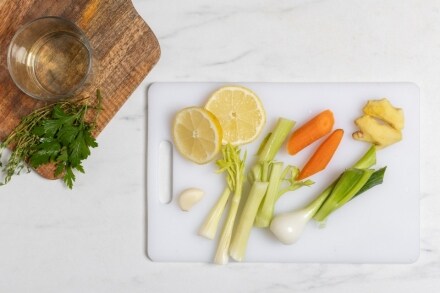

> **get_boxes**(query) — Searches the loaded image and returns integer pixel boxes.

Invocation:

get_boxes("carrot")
[287,110,334,155]
[297,129,344,180]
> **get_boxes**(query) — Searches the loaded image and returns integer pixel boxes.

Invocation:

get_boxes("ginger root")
[353,98,404,149]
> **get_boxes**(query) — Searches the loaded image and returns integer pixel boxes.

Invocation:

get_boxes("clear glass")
[7,16,92,101]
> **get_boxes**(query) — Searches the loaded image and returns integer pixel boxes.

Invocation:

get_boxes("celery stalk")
[249,164,262,183]
[226,118,298,262]
[255,162,284,227]
[229,181,269,261]
[198,187,231,239]
[258,118,295,162]
[212,144,246,265]
[313,168,374,222]
[256,132,271,156]
[255,162,314,227]
[277,166,313,200]
[252,118,297,228]
[214,175,244,264]
[261,161,270,182]
[227,117,316,261]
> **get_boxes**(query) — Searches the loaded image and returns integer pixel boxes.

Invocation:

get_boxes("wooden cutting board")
[0,0,160,179]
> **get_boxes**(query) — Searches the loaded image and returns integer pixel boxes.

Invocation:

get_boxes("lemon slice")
[205,86,266,145]
[173,107,223,164]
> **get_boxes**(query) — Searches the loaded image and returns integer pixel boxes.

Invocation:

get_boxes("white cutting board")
[147,82,420,263]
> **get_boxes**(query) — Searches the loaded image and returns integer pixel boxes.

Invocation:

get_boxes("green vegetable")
[198,144,246,265]
[229,181,268,261]
[198,188,231,239]
[312,168,374,222]
[353,145,376,169]
[270,145,387,244]
[228,118,312,261]
[254,162,284,227]
[311,145,384,222]
[254,163,313,227]
[354,167,386,198]
[252,119,314,228]
[0,90,103,189]
[270,184,333,244]
[258,118,295,162]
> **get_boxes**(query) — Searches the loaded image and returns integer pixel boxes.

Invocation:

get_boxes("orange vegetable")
[297,129,344,180]
[287,110,334,155]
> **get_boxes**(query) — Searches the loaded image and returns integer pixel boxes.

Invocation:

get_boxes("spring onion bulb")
[270,184,333,244]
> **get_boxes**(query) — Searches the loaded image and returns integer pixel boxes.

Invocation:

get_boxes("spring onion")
[270,145,387,244]
[270,184,332,244]
[312,168,374,222]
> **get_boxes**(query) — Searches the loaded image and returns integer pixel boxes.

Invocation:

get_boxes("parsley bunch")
[0,90,103,189]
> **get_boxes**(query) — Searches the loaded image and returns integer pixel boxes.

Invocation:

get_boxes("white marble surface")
[0,0,438,292]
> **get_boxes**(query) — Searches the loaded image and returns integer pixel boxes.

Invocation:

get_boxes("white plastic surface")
[147,82,420,263]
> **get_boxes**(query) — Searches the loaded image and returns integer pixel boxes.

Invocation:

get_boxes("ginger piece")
[353,115,402,149]
[363,98,404,130]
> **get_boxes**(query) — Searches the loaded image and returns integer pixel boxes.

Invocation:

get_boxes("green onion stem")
[313,168,374,222]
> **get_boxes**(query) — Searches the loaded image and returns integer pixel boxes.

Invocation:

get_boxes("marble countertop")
[0,0,437,292]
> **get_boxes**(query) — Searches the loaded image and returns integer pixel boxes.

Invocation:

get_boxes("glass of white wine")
[7,16,92,101]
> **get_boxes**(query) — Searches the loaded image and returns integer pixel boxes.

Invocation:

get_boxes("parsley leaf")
[63,166,75,189]
[0,90,103,188]
[29,140,61,168]
[57,125,80,146]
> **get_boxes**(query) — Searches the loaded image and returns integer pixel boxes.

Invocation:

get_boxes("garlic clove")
[178,188,205,211]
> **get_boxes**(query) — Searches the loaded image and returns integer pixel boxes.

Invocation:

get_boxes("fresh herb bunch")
[0,90,103,189]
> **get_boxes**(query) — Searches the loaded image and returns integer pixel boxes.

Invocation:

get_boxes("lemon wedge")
[173,107,223,164]
[205,86,266,145]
